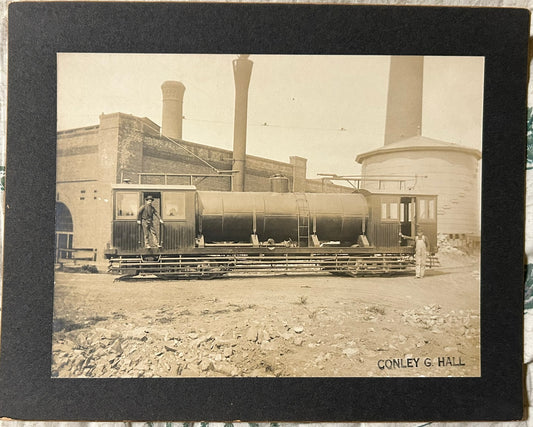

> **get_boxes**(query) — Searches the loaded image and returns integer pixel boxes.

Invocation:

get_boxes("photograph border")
[1,3,529,421]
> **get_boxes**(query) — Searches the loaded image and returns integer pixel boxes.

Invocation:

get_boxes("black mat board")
[0,2,529,422]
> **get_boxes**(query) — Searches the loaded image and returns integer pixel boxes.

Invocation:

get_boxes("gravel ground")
[52,252,480,378]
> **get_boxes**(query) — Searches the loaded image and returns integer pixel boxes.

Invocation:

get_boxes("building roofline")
[153,135,301,170]
[57,124,100,136]
[58,112,307,171]
[355,136,482,163]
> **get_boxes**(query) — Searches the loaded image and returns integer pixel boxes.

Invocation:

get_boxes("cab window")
[116,192,139,219]
[419,199,427,220]
[400,201,415,222]
[428,199,436,220]
[418,197,437,222]
[381,199,399,221]
[163,192,186,220]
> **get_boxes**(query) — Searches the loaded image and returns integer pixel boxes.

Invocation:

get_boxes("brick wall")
[57,127,99,182]
[56,181,113,266]
[56,113,352,263]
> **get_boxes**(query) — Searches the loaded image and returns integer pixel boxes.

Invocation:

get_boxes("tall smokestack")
[384,56,424,145]
[232,55,253,192]
[161,81,186,139]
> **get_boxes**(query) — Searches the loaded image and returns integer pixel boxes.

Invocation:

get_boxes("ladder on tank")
[296,196,310,247]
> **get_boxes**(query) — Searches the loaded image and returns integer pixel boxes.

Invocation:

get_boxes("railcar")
[104,184,438,279]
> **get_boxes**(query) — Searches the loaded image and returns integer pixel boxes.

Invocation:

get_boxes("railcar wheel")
[194,261,228,280]
[345,259,366,277]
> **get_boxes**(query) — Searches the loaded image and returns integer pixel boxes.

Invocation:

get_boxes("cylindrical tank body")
[270,174,289,193]
[197,191,368,244]
[357,136,480,235]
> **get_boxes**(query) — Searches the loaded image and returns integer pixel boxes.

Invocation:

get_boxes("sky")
[57,54,484,178]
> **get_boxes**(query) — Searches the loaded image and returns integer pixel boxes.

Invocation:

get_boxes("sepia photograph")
[51,53,484,379]
[2,2,529,421]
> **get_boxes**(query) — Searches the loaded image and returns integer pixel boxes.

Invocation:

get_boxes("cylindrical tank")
[197,191,368,244]
[356,136,481,235]
[269,174,289,193]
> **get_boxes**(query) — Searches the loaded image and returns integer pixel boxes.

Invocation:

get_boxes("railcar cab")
[364,193,437,253]
[105,184,197,256]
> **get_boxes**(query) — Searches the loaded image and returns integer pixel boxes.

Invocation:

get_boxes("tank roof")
[355,135,481,163]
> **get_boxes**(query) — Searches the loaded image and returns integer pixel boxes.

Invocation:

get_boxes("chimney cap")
[161,80,185,89]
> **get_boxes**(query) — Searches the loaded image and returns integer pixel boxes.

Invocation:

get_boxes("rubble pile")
[52,299,480,378]
[402,305,480,337]
[437,234,466,255]
[53,302,321,378]
[436,234,480,270]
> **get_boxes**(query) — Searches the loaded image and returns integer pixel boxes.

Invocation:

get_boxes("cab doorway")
[141,192,162,247]
[400,197,415,245]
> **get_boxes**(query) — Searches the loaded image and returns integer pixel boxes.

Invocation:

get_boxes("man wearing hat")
[399,227,429,278]
[137,196,164,249]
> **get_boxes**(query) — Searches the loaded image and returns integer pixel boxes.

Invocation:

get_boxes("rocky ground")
[52,251,480,378]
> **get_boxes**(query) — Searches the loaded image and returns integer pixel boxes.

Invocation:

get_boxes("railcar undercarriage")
[108,247,422,280]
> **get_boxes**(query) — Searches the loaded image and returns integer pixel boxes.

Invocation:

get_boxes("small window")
[428,199,436,220]
[417,197,436,222]
[389,203,398,220]
[163,192,186,220]
[419,199,427,220]
[381,199,400,221]
[116,192,139,219]
[381,203,388,220]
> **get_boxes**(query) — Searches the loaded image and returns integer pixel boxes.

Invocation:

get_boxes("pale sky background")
[57,54,484,178]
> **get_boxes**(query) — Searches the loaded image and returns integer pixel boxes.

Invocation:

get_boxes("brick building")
[55,111,346,265]
[55,55,350,266]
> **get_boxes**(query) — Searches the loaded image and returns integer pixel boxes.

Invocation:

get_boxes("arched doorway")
[56,202,73,262]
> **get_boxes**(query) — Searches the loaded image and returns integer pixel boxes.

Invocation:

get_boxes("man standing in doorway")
[137,196,164,249]
[400,228,429,278]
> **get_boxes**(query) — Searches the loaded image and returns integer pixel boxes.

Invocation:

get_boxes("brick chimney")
[161,81,186,140]
[231,55,253,191]
[384,56,424,145]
